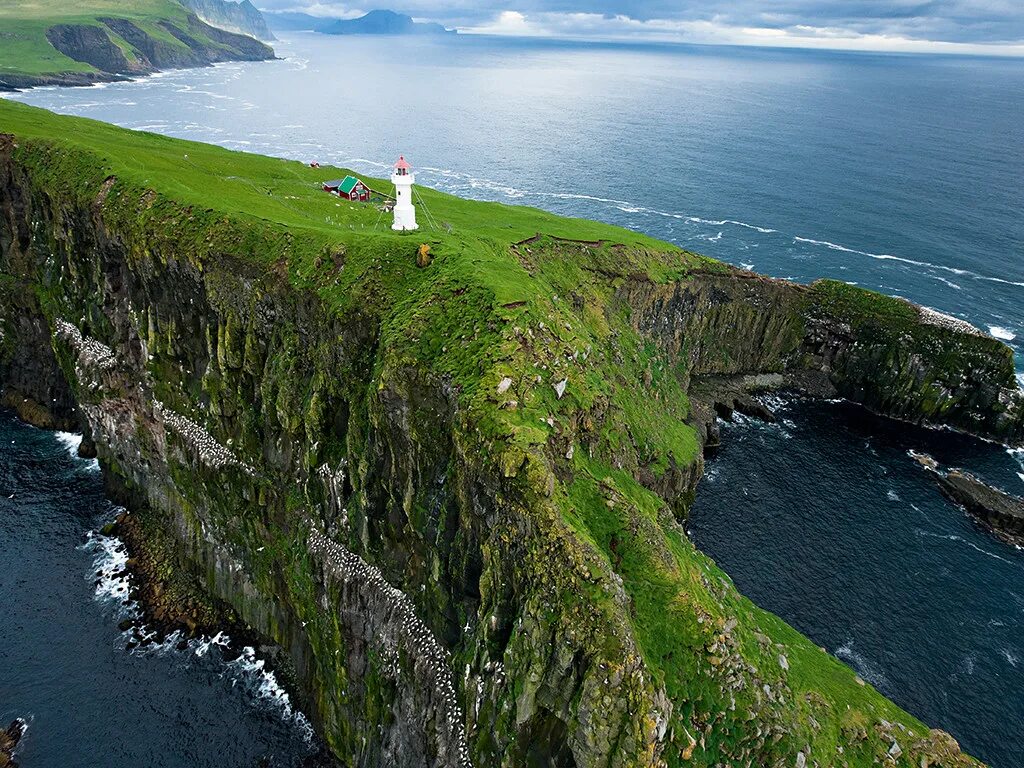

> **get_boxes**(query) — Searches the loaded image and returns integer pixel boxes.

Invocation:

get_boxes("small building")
[322,175,371,201]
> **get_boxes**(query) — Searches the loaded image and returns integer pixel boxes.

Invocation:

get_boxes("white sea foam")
[887,490,900,502]
[794,236,1024,289]
[54,431,99,471]
[80,526,313,739]
[931,275,963,290]
[54,430,83,455]
[224,647,315,741]
[988,326,1017,341]
[916,530,1016,565]
[835,641,889,689]
[1003,649,1020,668]
[79,526,135,613]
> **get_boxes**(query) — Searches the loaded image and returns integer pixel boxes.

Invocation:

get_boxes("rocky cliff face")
[181,0,276,41]
[622,270,1023,445]
[1,126,1013,768]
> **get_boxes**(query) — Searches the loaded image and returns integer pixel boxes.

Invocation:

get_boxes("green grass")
[0,100,983,766]
[0,0,224,78]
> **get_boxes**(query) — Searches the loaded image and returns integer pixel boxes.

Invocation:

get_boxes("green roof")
[338,175,361,194]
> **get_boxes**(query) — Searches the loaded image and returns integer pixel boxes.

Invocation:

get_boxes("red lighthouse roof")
[395,155,411,171]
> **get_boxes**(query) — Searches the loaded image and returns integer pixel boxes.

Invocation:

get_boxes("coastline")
[2,100,1018,767]
[0,10,275,93]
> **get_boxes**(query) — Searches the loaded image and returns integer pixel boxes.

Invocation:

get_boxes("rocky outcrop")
[0,123,1002,768]
[622,271,1024,445]
[936,468,1024,546]
[0,280,78,431]
[100,15,274,70]
[44,24,144,76]
[0,720,26,768]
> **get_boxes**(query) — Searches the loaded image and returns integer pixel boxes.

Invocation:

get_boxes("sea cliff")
[0,1,274,91]
[2,101,1018,767]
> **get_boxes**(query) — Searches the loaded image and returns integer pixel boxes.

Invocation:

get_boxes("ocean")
[4,31,1024,766]
[0,414,315,767]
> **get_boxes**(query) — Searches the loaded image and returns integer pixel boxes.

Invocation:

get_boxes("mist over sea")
[5,31,1024,766]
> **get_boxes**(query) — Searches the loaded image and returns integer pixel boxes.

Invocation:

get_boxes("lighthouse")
[391,155,418,232]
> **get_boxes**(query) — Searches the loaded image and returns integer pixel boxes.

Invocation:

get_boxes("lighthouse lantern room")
[391,155,418,232]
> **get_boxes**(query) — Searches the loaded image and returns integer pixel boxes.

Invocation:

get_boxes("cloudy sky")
[259,0,1024,55]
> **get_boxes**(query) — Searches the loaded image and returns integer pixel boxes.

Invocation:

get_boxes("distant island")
[265,8,456,36]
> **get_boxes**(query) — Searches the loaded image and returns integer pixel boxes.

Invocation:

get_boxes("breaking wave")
[79,525,134,615]
[54,431,99,471]
[989,326,1017,341]
[224,647,315,740]
[835,641,889,689]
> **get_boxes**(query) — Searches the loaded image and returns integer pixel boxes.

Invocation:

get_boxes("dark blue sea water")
[4,32,1024,766]
[689,400,1024,768]
[0,413,314,767]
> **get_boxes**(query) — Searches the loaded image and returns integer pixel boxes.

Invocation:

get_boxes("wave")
[54,430,82,455]
[793,237,1024,289]
[79,526,134,612]
[224,646,315,740]
[835,640,889,689]
[931,275,963,291]
[689,217,776,233]
[916,529,1018,566]
[989,326,1017,341]
[54,431,100,471]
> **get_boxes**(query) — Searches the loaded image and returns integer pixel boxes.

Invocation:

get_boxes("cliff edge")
[2,100,1017,767]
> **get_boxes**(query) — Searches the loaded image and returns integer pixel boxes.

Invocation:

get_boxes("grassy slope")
[0,99,977,766]
[0,0,214,77]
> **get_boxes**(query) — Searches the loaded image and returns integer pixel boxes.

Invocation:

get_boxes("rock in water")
[0,719,27,768]
[77,435,98,459]
[934,469,1024,546]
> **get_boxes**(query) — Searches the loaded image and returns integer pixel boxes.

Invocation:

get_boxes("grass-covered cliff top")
[0,0,184,76]
[0,100,989,766]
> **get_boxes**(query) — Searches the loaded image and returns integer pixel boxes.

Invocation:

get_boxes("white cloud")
[468,10,549,36]
[458,9,1024,55]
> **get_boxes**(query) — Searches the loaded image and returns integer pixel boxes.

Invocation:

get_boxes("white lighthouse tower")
[391,155,418,232]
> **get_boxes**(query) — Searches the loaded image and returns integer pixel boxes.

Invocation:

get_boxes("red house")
[322,175,371,201]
